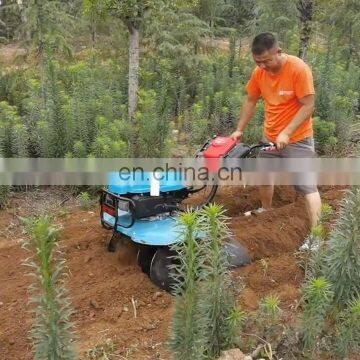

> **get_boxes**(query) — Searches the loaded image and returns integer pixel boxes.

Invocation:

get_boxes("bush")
[313,116,338,154]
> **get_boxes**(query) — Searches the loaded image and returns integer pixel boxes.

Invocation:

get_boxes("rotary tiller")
[99,137,274,291]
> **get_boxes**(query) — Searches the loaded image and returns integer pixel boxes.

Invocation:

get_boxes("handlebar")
[248,142,276,151]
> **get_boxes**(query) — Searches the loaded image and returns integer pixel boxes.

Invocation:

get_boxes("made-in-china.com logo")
[279,90,294,96]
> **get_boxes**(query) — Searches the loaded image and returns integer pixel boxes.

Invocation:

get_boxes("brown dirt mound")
[0,186,346,359]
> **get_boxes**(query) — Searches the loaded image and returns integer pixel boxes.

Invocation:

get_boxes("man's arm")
[276,94,315,149]
[230,94,259,140]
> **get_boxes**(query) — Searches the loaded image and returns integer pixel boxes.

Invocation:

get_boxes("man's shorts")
[258,137,318,195]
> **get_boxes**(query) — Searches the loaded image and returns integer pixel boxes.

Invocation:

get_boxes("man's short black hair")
[251,33,278,55]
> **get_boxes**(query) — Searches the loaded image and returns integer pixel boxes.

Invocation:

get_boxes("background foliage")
[0,0,358,157]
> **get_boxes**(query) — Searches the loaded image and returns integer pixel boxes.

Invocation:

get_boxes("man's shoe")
[244,207,267,217]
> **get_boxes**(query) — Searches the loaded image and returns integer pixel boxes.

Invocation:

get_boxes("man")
[230,32,321,244]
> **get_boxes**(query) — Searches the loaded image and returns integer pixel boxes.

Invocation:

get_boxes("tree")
[19,0,74,55]
[105,0,158,120]
[83,0,107,46]
[297,0,314,60]
[0,0,22,42]
[196,0,227,30]
[249,0,298,50]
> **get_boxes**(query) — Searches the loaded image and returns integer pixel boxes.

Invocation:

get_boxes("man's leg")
[257,140,280,211]
[304,190,322,228]
[285,137,320,229]
[259,185,274,210]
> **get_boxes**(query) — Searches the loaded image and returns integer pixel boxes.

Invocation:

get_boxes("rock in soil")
[89,299,100,309]
[218,348,252,360]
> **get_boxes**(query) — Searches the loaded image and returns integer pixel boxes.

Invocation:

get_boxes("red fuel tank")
[202,137,237,172]
[203,137,237,158]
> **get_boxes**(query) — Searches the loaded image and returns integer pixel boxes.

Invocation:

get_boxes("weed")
[78,191,94,209]
[86,338,117,359]
[260,258,269,276]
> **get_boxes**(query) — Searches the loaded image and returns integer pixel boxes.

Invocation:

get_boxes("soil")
[0,186,349,359]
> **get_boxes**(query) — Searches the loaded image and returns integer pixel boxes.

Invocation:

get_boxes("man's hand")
[230,130,243,141]
[231,94,259,142]
[275,131,290,150]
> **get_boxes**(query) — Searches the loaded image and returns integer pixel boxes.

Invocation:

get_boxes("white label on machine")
[150,172,160,196]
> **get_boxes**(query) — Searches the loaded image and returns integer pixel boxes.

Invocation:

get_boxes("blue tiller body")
[99,138,274,291]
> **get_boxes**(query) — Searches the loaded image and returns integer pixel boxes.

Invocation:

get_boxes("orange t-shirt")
[246,54,315,143]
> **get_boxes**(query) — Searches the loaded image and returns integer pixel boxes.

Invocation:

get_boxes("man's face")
[252,48,282,72]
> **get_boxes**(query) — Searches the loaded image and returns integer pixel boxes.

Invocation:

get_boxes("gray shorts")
[258,137,318,195]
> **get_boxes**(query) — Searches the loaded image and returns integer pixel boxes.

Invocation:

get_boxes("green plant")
[304,242,328,281]
[86,338,117,359]
[313,117,338,154]
[335,298,360,357]
[45,56,73,157]
[311,223,327,239]
[171,205,243,359]
[259,295,281,320]
[325,187,360,308]
[78,191,93,209]
[136,89,171,157]
[0,185,11,209]
[319,203,333,223]
[170,211,205,360]
[199,204,239,358]
[302,205,333,279]
[300,277,334,352]
[254,294,283,349]
[0,101,28,157]
[22,215,76,360]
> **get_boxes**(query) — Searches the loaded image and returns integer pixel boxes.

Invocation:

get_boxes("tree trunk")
[91,14,96,46]
[346,22,353,70]
[228,35,236,78]
[297,0,313,61]
[128,23,140,120]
